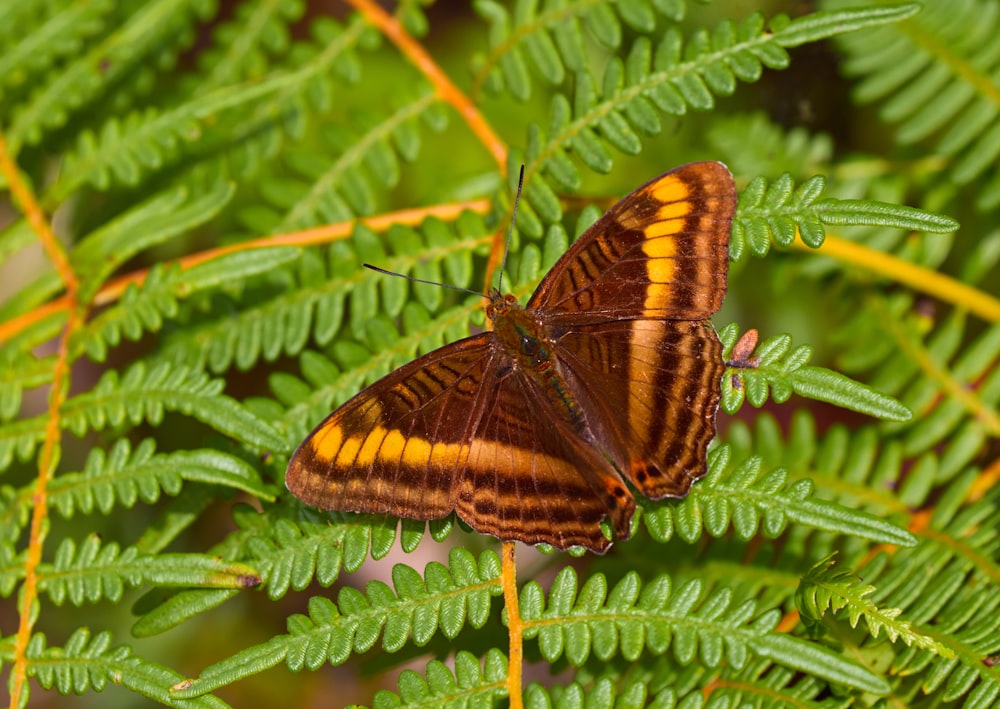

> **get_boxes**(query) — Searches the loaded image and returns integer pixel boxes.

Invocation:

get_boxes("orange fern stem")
[968,455,1000,503]
[9,305,85,709]
[0,130,86,709]
[348,0,507,171]
[345,0,512,295]
[794,232,1000,322]
[501,542,523,709]
[776,609,801,634]
[0,133,76,292]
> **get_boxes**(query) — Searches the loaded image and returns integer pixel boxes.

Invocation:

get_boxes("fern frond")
[80,247,302,363]
[835,299,1000,450]
[518,15,788,215]
[50,11,373,197]
[170,548,501,698]
[238,510,379,597]
[0,438,268,532]
[131,505,457,637]
[0,361,283,470]
[78,181,235,289]
[27,534,260,606]
[221,14,377,178]
[797,554,952,657]
[472,0,687,101]
[719,324,912,421]
[260,92,444,230]
[640,445,915,548]
[5,0,217,152]
[889,579,1000,705]
[153,215,488,376]
[195,0,305,91]
[0,0,114,103]
[723,401,996,597]
[848,493,1000,705]
[705,656,854,708]
[0,349,51,423]
[372,649,508,709]
[523,675,680,709]
[516,4,918,219]
[522,566,746,666]
[707,111,835,179]
[519,565,888,693]
[822,0,1000,208]
[19,628,230,708]
[731,172,958,258]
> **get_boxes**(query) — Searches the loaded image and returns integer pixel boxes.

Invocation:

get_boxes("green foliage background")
[1,0,998,707]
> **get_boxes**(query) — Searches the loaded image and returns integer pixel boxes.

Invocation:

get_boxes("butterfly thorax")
[487,288,585,428]
[486,289,548,366]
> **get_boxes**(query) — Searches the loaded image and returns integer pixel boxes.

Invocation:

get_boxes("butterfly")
[286,162,736,552]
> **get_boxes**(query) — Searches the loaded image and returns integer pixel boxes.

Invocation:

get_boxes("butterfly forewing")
[286,336,494,519]
[286,334,633,551]
[529,162,734,322]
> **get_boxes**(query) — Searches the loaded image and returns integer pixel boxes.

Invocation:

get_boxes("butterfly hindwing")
[455,363,635,551]
[552,319,724,498]
[529,162,735,322]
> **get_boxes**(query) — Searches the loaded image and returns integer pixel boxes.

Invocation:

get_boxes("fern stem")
[0,127,89,707]
[501,542,523,709]
[969,455,1000,504]
[348,0,508,170]
[8,305,86,709]
[0,132,77,292]
[794,233,1000,322]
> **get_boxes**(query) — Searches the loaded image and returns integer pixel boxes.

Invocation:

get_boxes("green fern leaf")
[6,0,217,152]
[642,446,915,547]
[19,533,258,606]
[169,548,501,698]
[24,628,230,708]
[372,649,508,709]
[719,324,912,421]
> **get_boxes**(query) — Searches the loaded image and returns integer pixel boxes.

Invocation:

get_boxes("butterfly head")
[485,289,518,321]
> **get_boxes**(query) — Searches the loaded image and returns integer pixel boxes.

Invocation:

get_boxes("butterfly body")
[287,162,737,552]
[487,291,587,430]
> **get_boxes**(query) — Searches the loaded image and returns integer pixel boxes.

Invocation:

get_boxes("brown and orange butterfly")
[286,162,737,552]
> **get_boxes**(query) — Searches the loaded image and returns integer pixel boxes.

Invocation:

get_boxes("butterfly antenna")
[362,264,488,299]
[496,164,526,295]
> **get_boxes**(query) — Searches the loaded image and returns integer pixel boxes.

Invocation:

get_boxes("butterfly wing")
[286,335,634,552]
[287,161,735,550]
[454,361,634,552]
[529,162,735,499]
[551,319,724,498]
[528,162,735,322]
[286,336,494,521]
